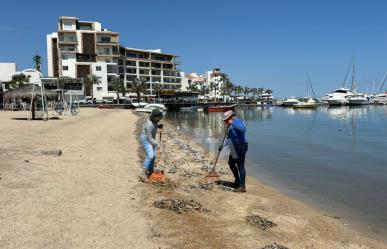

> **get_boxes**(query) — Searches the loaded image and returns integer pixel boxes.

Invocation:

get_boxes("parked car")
[78,97,95,104]
[102,96,115,104]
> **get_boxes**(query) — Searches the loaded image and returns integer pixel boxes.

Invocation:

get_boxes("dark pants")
[228,143,248,187]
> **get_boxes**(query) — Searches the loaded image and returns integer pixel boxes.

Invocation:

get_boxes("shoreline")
[140,112,387,248]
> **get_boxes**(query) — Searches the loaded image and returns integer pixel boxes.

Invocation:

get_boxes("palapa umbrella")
[3,84,59,120]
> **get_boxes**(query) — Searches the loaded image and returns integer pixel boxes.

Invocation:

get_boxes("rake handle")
[210,127,229,172]
[155,126,163,170]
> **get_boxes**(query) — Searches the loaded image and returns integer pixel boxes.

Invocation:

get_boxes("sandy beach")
[1,108,386,249]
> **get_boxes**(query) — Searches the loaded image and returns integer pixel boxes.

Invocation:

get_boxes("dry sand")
[0,108,386,249]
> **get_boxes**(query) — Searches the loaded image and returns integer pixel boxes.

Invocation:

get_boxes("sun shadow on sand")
[11,117,62,121]
[215,180,235,187]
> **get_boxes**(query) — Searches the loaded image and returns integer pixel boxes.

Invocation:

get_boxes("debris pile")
[153,199,210,214]
[261,243,289,249]
[190,182,214,190]
[245,215,277,230]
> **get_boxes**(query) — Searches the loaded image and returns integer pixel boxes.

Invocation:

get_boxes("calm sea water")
[164,105,387,239]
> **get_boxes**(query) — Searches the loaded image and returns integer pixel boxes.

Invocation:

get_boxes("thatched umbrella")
[3,84,58,101]
[3,84,59,120]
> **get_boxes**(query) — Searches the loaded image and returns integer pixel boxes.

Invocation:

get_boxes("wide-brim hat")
[223,110,235,121]
[150,109,163,118]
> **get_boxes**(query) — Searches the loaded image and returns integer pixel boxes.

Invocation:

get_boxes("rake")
[149,127,166,183]
[205,128,229,179]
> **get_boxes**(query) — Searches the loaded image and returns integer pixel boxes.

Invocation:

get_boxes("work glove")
[158,124,164,129]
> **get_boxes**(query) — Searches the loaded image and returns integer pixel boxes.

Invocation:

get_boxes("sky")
[1,0,387,97]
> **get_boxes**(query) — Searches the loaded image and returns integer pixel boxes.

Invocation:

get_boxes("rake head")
[148,170,166,183]
[205,169,220,179]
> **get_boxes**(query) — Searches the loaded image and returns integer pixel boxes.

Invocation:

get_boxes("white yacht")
[135,103,167,113]
[327,88,353,106]
[281,97,299,106]
[347,93,369,105]
[373,92,387,105]
[294,97,319,108]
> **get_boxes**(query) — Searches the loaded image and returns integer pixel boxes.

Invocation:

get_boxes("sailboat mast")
[306,73,309,97]
[351,56,356,91]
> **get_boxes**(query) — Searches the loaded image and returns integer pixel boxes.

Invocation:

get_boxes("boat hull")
[205,104,237,112]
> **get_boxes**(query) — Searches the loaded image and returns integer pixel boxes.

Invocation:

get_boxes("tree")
[132,77,148,102]
[186,82,198,92]
[33,53,42,72]
[209,81,217,101]
[265,89,273,95]
[220,74,234,102]
[243,86,250,99]
[153,83,163,101]
[9,74,30,89]
[251,88,257,100]
[235,85,243,101]
[198,82,209,97]
[110,76,126,104]
[83,74,101,104]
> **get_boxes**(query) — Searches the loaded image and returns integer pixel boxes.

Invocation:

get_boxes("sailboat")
[347,62,369,106]
[294,74,319,108]
[372,72,387,105]
[327,58,356,106]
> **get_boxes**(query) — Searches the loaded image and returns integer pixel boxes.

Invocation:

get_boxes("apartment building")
[181,72,206,91]
[47,16,181,100]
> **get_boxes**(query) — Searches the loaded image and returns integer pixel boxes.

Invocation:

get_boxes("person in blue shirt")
[223,110,248,192]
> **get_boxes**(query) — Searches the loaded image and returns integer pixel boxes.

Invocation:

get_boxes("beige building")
[47,16,181,100]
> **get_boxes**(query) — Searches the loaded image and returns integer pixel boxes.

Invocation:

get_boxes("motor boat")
[135,103,167,113]
[347,93,369,105]
[281,97,299,107]
[327,88,353,106]
[373,92,387,105]
[131,102,149,108]
[204,104,237,112]
[293,98,319,108]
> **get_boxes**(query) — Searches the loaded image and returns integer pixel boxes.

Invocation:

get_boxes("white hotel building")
[47,16,181,100]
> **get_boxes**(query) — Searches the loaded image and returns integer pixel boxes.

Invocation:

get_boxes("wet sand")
[0,108,386,249]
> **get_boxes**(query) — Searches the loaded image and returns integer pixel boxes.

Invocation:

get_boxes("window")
[97,87,103,91]
[63,66,68,71]
[63,21,73,29]
[96,66,102,71]
[62,55,68,60]
[101,36,111,43]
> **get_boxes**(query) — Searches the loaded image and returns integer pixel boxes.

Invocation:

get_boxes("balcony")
[76,53,96,62]
[58,39,77,45]
[163,71,181,77]
[107,65,118,74]
[59,46,78,53]
[97,37,119,45]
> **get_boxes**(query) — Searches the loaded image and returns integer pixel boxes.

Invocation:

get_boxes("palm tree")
[9,73,30,89]
[83,74,101,104]
[243,86,250,100]
[265,89,273,95]
[251,88,257,100]
[235,85,243,101]
[209,81,217,101]
[257,87,264,96]
[132,77,148,102]
[220,74,234,102]
[186,82,198,92]
[198,83,209,97]
[110,76,126,104]
[153,83,163,101]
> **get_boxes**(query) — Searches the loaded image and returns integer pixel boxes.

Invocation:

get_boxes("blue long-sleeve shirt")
[227,117,247,145]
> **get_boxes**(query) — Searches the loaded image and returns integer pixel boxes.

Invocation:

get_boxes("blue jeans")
[228,143,248,187]
[140,134,156,171]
